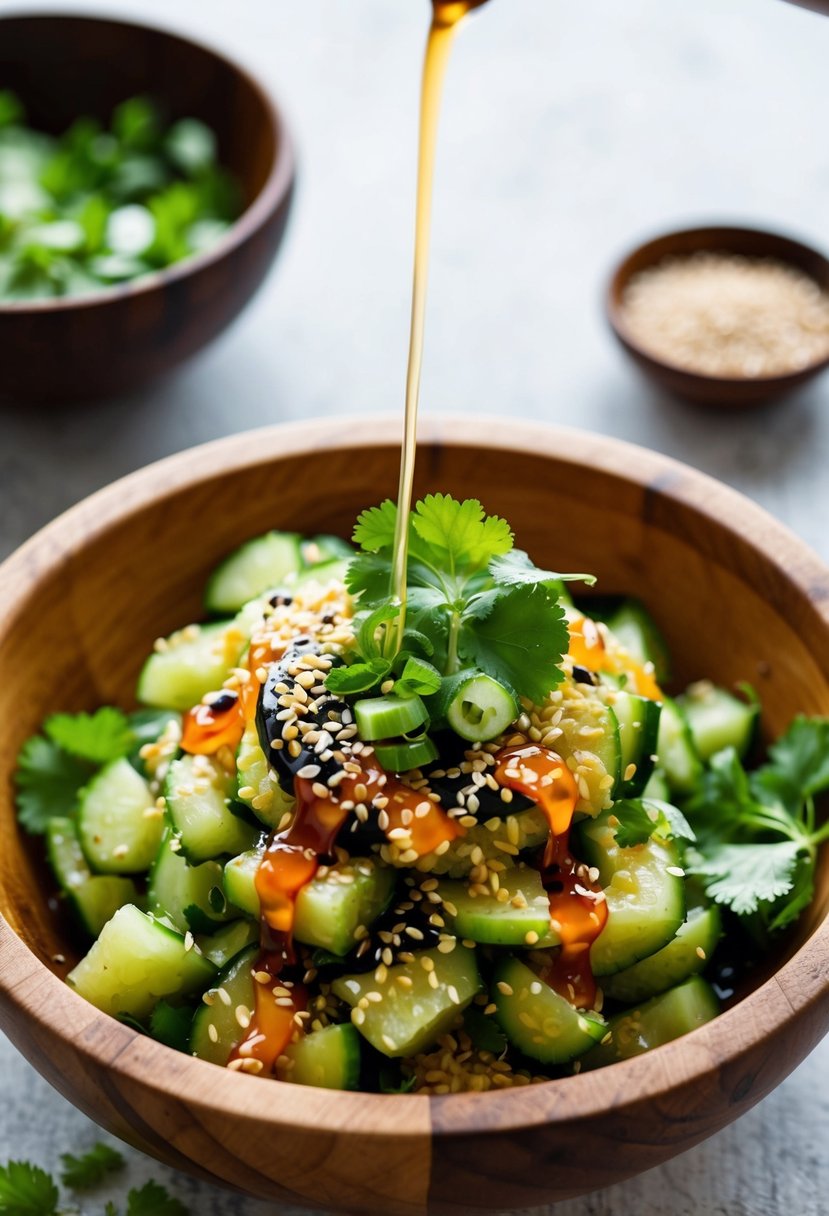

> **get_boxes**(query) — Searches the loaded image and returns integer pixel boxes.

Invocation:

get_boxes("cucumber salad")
[15,494,829,1093]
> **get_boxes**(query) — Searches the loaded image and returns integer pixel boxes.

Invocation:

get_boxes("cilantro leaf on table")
[45,706,133,764]
[0,1161,59,1215]
[60,1143,124,1189]
[126,1180,190,1216]
[14,736,92,834]
[460,585,568,704]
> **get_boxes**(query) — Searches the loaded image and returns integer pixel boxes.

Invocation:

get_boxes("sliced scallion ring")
[354,693,429,741]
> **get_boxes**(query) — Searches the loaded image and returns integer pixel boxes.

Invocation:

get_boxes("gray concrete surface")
[2,0,829,1211]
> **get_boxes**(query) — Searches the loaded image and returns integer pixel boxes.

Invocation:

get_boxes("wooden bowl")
[607,225,829,408]
[0,14,295,403]
[1,416,828,1214]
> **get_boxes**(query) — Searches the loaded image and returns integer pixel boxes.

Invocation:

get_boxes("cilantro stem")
[446,611,461,674]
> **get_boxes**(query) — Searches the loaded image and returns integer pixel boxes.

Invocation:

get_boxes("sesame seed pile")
[406,1024,548,1093]
[621,252,829,379]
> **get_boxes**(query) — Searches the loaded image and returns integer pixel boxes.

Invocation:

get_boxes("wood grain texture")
[0,14,295,403]
[1,417,829,1213]
[606,226,829,408]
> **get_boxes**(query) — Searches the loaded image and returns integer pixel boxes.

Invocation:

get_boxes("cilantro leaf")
[489,550,596,589]
[460,585,567,703]
[688,841,803,917]
[126,1180,189,1216]
[462,1008,508,1055]
[352,500,397,552]
[14,735,93,834]
[767,853,815,932]
[410,494,512,570]
[611,799,696,849]
[394,656,442,696]
[45,707,133,764]
[0,1161,59,1215]
[763,716,829,805]
[60,1143,124,1189]
[345,551,392,602]
[326,659,391,695]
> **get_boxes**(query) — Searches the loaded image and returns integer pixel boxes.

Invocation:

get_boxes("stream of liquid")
[388,0,490,652]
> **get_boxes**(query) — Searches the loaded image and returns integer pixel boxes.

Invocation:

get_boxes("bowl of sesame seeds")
[607,225,829,408]
[1,416,829,1214]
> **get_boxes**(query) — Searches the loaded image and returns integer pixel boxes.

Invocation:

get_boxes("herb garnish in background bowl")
[0,91,240,301]
[0,13,295,401]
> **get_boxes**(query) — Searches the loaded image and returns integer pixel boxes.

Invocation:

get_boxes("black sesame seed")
[572,665,597,686]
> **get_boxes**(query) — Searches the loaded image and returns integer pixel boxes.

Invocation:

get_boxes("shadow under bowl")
[606,225,829,409]
[0,13,295,403]
[1,417,829,1213]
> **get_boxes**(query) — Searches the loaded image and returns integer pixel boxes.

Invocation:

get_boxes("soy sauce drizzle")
[494,744,608,1010]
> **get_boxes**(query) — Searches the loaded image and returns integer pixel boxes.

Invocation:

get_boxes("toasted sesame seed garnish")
[696,946,707,960]
[496,981,514,996]
[667,866,685,877]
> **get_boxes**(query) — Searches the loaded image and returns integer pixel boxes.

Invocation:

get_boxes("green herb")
[685,717,829,931]
[610,798,695,849]
[462,1008,508,1055]
[0,92,238,301]
[0,1162,59,1216]
[60,1143,124,1189]
[45,707,133,764]
[125,1180,190,1216]
[14,736,93,834]
[343,494,587,705]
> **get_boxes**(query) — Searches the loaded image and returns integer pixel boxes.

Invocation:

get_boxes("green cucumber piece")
[78,758,163,874]
[657,698,703,795]
[642,768,670,801]
[292,557,352,589]
[355,694,428,741]
[601,904,722,1004]
[223,852,396,956]
[606,599,670,683]
[195,918,259,969]
[277,1023,361,1090]
[205,531,302,614]
[582,976,719,1069]
[190,944,258,1065]
[165,754,258,864]
[444,672,519,742]
[579,808,686,976]
[235,720,294,829]
[137,620,246,712]
[67,903,215,1019]
[677,681,758,762]
[607,688,662,798]
[332,944,481,1057]
[46,817,136,937]
[592,702,622,797]
[149,1000,194,1052]
[415,807,550,877]
[148,829,238,935]
[438,865,558,947]
[492,955,607,1064]
[374,735,438,771]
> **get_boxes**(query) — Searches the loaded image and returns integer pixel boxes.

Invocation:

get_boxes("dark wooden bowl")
[607,225,829,408]
[1,417,828,1213]
[0,14,295,403]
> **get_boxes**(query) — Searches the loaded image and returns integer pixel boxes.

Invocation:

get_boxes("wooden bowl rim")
[605,222,829,388]
[2,414,828,1138]
[0,10,296,316]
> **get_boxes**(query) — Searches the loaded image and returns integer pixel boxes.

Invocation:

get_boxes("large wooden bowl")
[0,14,295,402]
[1,418,828,1214]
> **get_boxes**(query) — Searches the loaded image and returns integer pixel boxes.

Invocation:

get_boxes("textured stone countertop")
[2,0,829,1212]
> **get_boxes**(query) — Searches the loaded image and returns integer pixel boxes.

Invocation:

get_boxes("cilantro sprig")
[0,1147,188,1216]
[684,717,829,934]
[342,494,594,704]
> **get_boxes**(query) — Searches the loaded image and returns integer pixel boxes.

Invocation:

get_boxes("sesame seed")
[496,981,514,996]
[696,946,707,960]
[208,1024,219,1043]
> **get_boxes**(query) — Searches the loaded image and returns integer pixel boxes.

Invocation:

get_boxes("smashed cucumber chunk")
[579,808,686,976]
[223,852,396,957]
[204,531,302,615]
[147,829,240,935]
[277,1023,362,1090]
[46,817,136,938]
[332,944,481,1057]
[77,758,162,874]
[412,806,549,877]
[601,903,722,1004]
[438,865,558,947]
[67,904,215,1019]
[165,754,258,864]
[677,681,758,762]
[196,918,259,969]
[190,944,258,1065]
[235,720,294,829]
[492,956,606,1064]
[581,976,719,1069]
[136,620,248,712]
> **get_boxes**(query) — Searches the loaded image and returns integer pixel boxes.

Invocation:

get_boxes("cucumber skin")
[204,531,302,615]
[77,758,162,875]
[492,956,607,1065]
[581,976,719,1070]
[438,866,558,947]
[601,904,722,1004]
[279,1023,362,1090]
[190,944,258,1065]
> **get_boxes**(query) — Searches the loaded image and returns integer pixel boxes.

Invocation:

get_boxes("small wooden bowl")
[1,417,829,1213]
[0,14,295,402]
[607,225,829,408]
